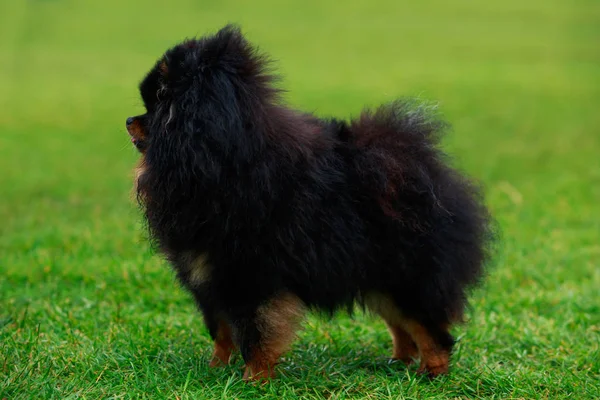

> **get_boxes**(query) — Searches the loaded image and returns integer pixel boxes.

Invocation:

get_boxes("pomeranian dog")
[126,24,493,380]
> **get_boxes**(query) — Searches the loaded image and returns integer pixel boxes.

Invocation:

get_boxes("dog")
[126,24,493,380]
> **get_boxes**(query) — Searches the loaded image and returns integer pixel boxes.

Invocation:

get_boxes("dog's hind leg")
[402,320,454,377]
[365,293,418,364]
[386,324,419,364]
[232,293,305,381]
[365,292,454,376]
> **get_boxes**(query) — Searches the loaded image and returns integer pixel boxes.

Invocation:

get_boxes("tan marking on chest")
[188,253,211,285]
[133,161,146,190]
[131,158,148,201]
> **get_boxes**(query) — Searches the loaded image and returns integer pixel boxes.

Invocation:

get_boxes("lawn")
[1,0,599,398]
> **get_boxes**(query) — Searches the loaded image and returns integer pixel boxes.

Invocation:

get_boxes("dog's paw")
[416,362,449,378]
[242,365,276,382]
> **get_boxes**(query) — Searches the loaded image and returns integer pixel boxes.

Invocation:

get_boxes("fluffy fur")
[126,24,493,380]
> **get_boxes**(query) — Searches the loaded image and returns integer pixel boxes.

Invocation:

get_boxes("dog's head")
[125,24,277,156]
[126,25,286,248]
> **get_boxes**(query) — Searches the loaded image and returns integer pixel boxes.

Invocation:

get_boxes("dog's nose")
[126,117,135,126]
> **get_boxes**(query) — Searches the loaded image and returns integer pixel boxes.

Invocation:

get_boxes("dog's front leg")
[230,293,305,381]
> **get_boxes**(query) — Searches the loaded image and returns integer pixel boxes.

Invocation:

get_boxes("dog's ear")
[202,24,280,102]
[200,24,262,75]
[158,59,169,78]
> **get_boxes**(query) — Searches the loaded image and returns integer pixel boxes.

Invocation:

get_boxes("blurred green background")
[1,0,599,398]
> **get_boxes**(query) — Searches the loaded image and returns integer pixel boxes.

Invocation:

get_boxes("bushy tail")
[347,98,451,223]
[349,98,447,146]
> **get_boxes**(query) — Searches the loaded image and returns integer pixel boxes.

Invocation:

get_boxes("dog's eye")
[142,94,155,112]
[140,83,161,112]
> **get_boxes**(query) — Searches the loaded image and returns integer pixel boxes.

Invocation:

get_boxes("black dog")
[126,24,493,380]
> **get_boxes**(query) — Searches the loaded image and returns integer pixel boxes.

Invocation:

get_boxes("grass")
[1,0,599,398]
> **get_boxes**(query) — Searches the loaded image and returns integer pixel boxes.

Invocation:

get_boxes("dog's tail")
[347,98,449,217]
[349,97,446,147]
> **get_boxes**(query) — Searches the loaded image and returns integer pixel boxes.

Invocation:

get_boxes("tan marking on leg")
[209,319,236,367]
[364,292,402,324]
[364,293,418,364]
[386,323,419,364]
[243,293,305,381]
[159,61,168,76]
[403,320,450,376]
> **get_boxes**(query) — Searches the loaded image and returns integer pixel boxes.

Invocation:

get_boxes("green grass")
[1,0,599,398]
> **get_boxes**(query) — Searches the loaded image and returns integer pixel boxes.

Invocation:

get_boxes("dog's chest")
[182,252,211,286]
